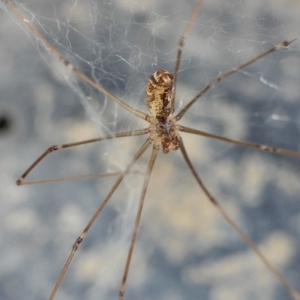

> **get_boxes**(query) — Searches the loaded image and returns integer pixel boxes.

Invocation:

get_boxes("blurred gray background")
[0,0,300,300]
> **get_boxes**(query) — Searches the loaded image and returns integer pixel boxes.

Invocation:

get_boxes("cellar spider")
[3,0,300,299]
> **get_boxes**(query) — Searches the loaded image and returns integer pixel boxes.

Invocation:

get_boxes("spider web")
[1,1,300,300]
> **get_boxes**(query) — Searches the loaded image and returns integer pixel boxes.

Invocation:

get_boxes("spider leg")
[2,0,148,121]
[48,138,152,300]
[17,129,148,185]
[177,125,300,158]
[172,0,204,111]
[118,144,158,300]
[175,39,297,120]
[179,138,300,300]
[20,171,144,185]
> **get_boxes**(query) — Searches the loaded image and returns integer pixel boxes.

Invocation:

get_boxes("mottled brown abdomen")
[146,70,174,119]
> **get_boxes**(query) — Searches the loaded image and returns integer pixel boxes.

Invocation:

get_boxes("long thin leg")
[177,125,300,158]
[175,39,297,120]
[20,170,144,185]
[172,0,204,111]
[2,0,148,121]
[48,138,152,300]
[118,145,159,300]
[17,129,148,185]
[179,138,300,300]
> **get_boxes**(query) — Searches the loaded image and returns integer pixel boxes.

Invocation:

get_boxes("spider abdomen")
[146,69,174,119]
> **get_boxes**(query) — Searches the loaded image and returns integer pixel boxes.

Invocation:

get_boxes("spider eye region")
[146,69,174,119]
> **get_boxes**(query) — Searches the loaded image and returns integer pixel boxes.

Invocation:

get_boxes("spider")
[3,0,300,299]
